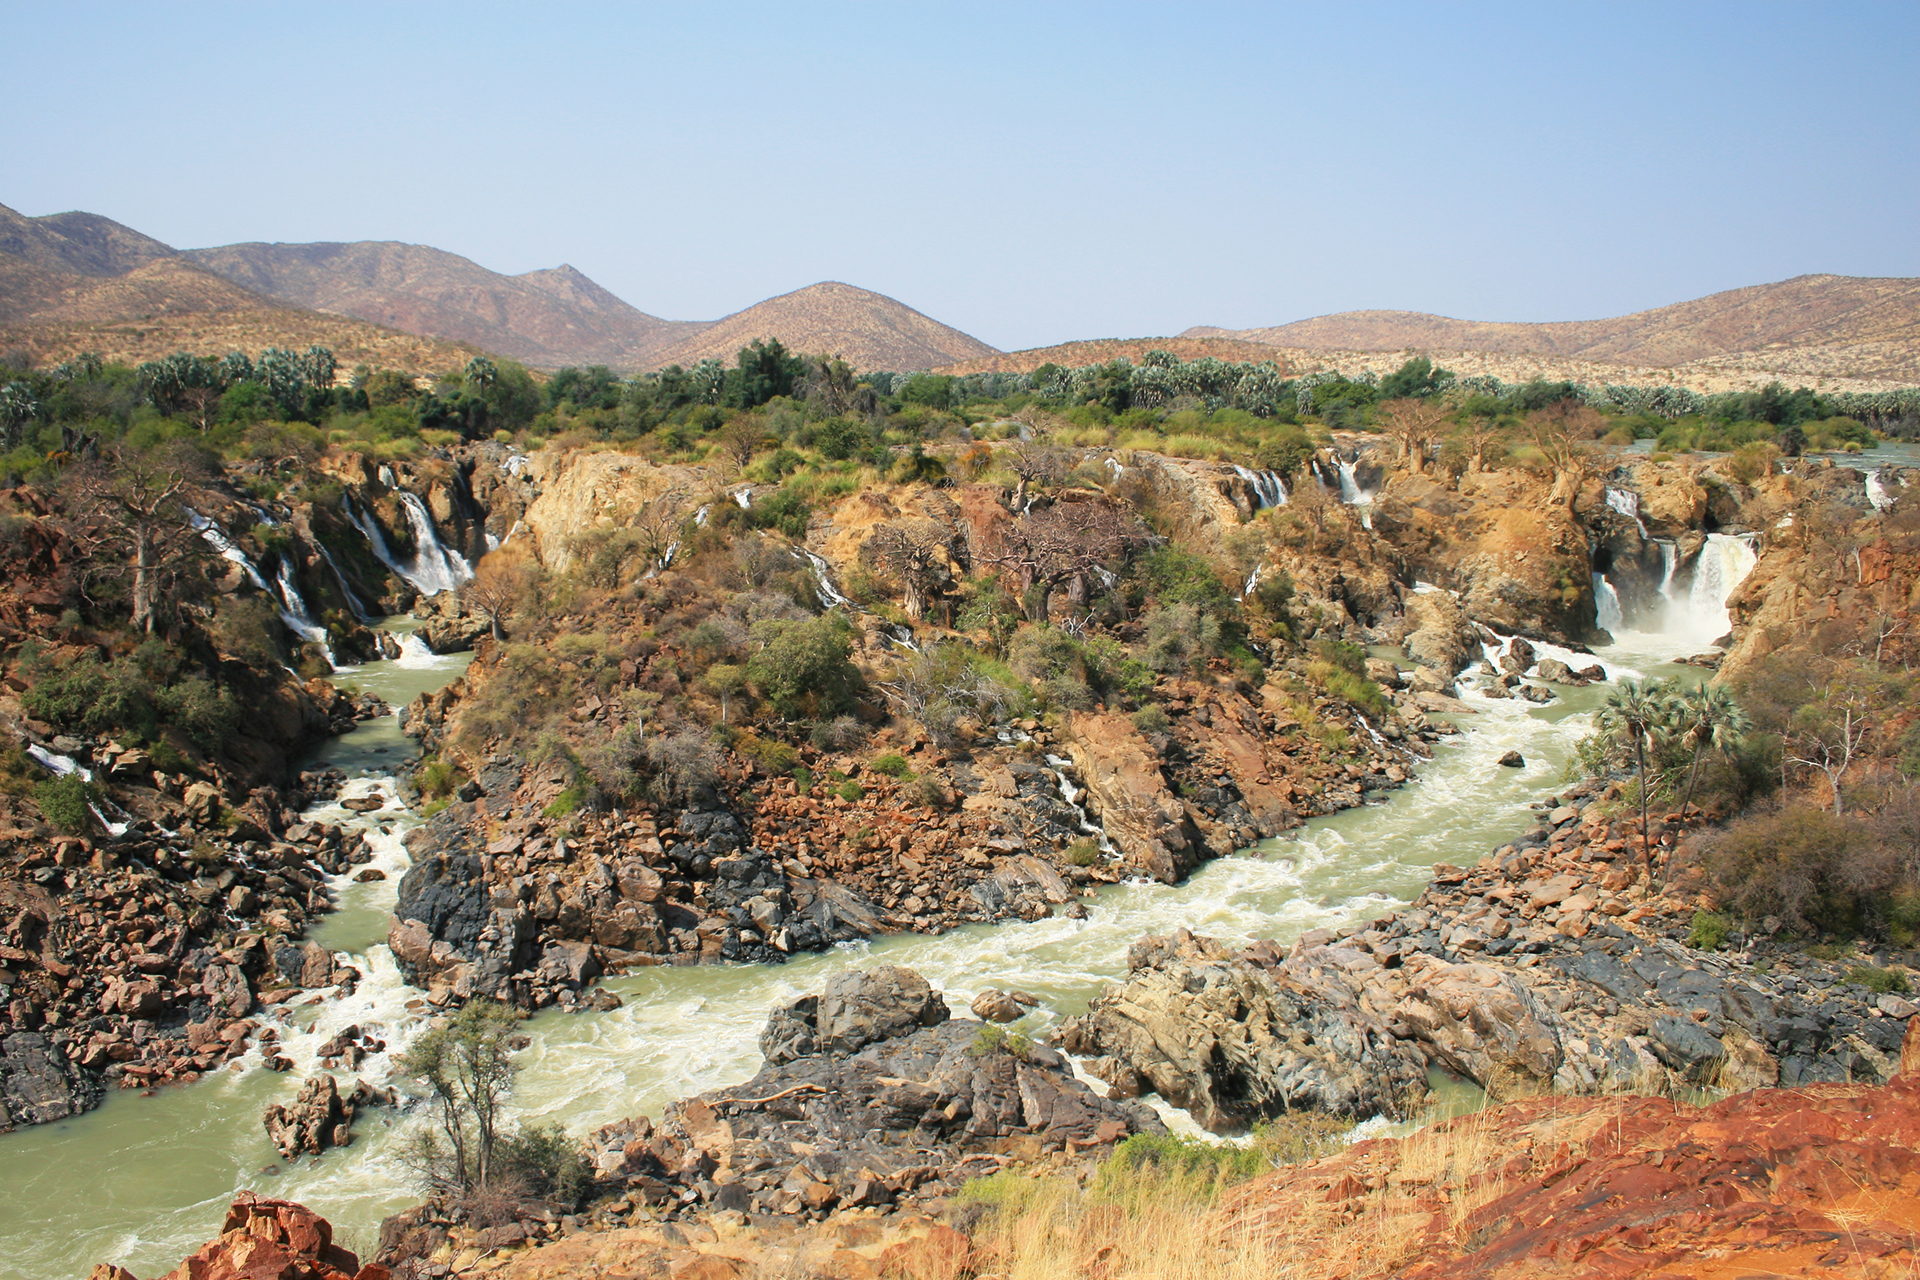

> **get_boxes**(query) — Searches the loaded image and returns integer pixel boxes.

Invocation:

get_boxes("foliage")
[492,1123,593,1208]
[21,640,239,750]
[868,752,913,779]
[1845,964,1911,995]
[968,1023,1034,1060]
[395,1003,524,1197]
[746,614,860,719]
[35,774,97,833]
[1688,910,1730,951]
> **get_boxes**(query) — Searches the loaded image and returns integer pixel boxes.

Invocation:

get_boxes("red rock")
[95,1191,387,1280]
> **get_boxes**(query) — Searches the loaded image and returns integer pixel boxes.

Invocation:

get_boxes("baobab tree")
[1376,398,1452,475]
[978,499,1150,621]
[1526,399,1608,513]
[64,441,211,635]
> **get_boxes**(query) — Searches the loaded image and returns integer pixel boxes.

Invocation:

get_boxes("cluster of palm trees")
[1594,678,1751,872]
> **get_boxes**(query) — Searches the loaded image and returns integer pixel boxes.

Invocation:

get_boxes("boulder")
[1064,712,1204,884]
[1389,955,1568,1098]
[104,1191,386,1280]
[263,1074,358,1159]
[816,966,949,1054]
[970,990,1026,1023]
[1498,751,1525,768]
[1,1031,102,1130]
[1404,591,1478,676]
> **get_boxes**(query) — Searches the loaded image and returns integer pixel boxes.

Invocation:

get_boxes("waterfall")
[313,541,369,623]
[1045,754,1118,860]
[186,509,268,591]
[1335,459,1374,529]
[732,489,754,509]
[1242,561,1264,600]
[274,558,335,668]
[1606,487,1649,539]
[796,549,852,609]
[1232,465,1289,509]
[345,493,472,597]
[396,492,473,596]
[1867,469,1895,512]
[1593,573,1623,632]
[1650,533,1757,647]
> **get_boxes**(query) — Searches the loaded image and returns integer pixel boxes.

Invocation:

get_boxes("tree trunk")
[133,527,154,633]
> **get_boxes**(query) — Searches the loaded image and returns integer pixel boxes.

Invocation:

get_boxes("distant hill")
[179,241,706,371]
[935,336,1288,377]
[645,282,997,373]
[1186,275,1920,387]
[0,202,176,278]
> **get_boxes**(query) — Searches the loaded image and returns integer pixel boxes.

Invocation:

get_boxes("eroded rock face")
[1,1030,101,1128]
[94,1190,388,1280]
[262,1073,388,1159]
[1215,1027,1920,1280]
[1057,929,1428,1130]
[580,967,1161,1224]
[1064,712,1203,884]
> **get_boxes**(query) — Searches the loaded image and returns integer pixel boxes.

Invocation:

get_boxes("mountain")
[1185,275,1920,386]
[936,335,1288,377]
[0,202,176,278]
[642,281,998,373]
[180,241,704,370]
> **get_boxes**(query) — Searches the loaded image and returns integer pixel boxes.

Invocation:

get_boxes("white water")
[1867,469,1896,513]
[185,509,269,592]
[274,559,335,669]
[1592,573,1623,632]
[394,493,473,597]
[797,549,853,609]
[1679,533,1758,648]
[1605,487,1649,539]
[5,610,1730,1278]
[1232,465,1289,508]
[1335,459,1374,529]
[313,541,370,624]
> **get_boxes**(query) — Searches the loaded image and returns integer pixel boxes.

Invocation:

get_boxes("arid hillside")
[0,256,483,373]
[1188,273,1920,386]
[644,280,998,372]
[936,335,1287,375]
[0,201,175,278]
[181,241,705,370]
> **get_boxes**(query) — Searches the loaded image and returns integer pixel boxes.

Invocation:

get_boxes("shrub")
[1130,704,1170,734]
[1306,660,1389,719]
[1845,964,1911,995]
[35,774,96,833]
[968,1023,1033,1060]
[493,1122,593,1208]
[1689,910,1731,951]
[418,758,460,800]
[869,752,913,779]
[747,615,859,719]
[791,765,813,794]
[834,779,864,803]
[542,785,584,818]
[1065,838,1101,867]
[1697,803,1892,936]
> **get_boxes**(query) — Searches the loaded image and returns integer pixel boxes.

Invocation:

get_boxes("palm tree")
[1675,683,1750,816]
[1597,677,1680,869]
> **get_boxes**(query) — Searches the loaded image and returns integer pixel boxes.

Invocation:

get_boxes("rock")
[1,1031,103,1130]
[263,1074,361,1159]
[101,1190,385,1280]
[353,868,386,882]
[1404,591,1478,676]
[817,966,949,1055]
[1065,713,1204,884]
[1056,930,1425,1130]
[1390,955,1568,1098]
[970,989,1026,1023]
[1497,751,1525,768]
[1879,994,1918,1019]
[1407,665,1457,697]
[1534,658,1578,684]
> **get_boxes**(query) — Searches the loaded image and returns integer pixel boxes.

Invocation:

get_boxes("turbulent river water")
[3,619,1712,1278]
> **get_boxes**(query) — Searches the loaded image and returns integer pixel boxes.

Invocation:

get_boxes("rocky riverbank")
[1060,781,1917,1130]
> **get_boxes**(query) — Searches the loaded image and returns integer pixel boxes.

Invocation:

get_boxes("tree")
[1596,677,1681,868]
[463,544,540,640]
[1460,414,1504,474]
[1785,666,1878,816]
[1006,443,1068,510]
[717,416,765,471]
[1675,683,1750,814]
[1526,399,1607,513]
[64,442,211,634]
[1376,398,1452,474]
[701,663,747,723]
[978,500,1148,621]
[746,615,859,719]
[0,382,39,448]
[395,1002,522,1196]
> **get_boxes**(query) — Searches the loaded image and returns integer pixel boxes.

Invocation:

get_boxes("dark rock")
[1498,751,1525,768]
[1,1032,102,1130]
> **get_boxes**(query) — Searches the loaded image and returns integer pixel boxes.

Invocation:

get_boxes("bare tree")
[861,496,968,623]
[1376,398,1452,475]
[978,500,1150,621]
[462,544,540,640]
[1785,666,1879,816]
[64,442,211,634]
[1526,400,1608,513]
[717,418,765,472]
[1007,443,1068,510]
[1461,414,1504,474]
[630,488,689,573]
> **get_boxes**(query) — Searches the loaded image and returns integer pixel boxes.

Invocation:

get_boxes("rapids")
[0,617,1725,1278]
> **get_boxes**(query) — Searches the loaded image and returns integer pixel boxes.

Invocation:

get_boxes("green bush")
[1845,965,1911,995]
[494,1123,594,1208]
[746,615,860,719]
[1306,660,1389,719]
[868,752,913,779]
[1065,838,1101,867]
[35,774,96,833]
[968,1023,1033,1060]
[1689,910,1731,951]
[1130,705,1170,734]
[543,785,584,818]
[791,765,813,794]
[834,779,864,803]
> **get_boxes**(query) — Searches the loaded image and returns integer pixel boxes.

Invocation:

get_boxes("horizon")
[4,2,1916,351]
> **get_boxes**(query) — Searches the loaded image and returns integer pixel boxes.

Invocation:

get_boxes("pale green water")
[0,626,1701,1279]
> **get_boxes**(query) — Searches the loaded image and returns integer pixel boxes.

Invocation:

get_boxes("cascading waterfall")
[1335,459,1375,529]
[1605,487,1649,539]
[1044,754,1119,860]
[796,548,853,609]
[1867,469,1895,512]
[1593,572,1624,632]
[273,558,335,668]
[395,492,473,595]
[1231,465,1289,508]
[1678,533,1758,646]
[185,509,268,591]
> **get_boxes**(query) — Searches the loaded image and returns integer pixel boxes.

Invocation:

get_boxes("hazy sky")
[6,1,1916,351]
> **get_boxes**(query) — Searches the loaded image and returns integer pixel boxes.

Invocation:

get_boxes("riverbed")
[1,626,1703,1278]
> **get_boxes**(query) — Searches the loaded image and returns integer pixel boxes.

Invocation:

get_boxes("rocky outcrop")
[569,967,1161,1228]
[92,1190,389,1280]
[1058,929,1428,1129]
[263,1073,389,1159]
[1063,712,1203,883]
[1215,1025,1920,1280]
[1,1029,101,1128]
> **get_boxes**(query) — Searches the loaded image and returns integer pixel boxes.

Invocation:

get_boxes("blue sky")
[4,1,1915,351]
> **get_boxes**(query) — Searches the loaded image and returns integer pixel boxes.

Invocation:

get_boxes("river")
[1,621,1707,1278]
